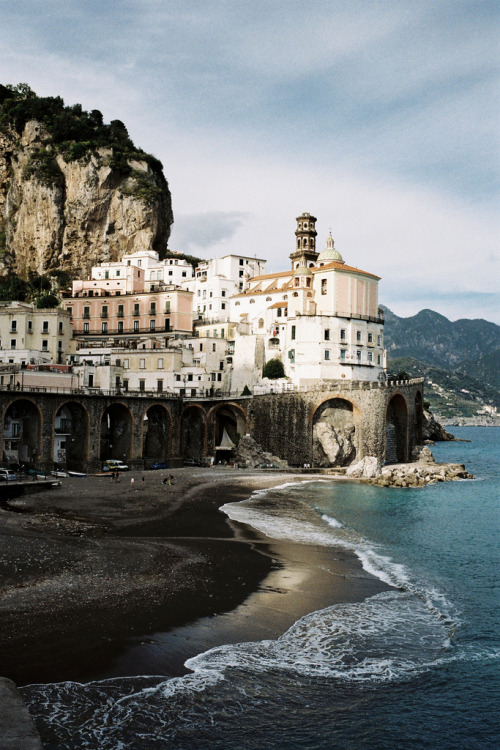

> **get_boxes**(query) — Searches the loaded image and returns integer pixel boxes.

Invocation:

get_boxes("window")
[137,358,145,370]
[116,270,120,277]
[213,330,218,338]
[377,335,381,346]
[124,359,129,369]
[165,318,170,331]
[149,302,156,315]
[66,308,72,318]
[277,308,282,317]
[123,379,129,391]
[165,301,171,313]
[356,331,361,342]
[239,259,244,265]
[150,320,156,331]
[139,379,145,392]
[291,325,296,340]
[105,271,109,279]
[217,372,222,382]
[321,279,327,295]
[83,306,90,319]
[42,321,49,333]
[368,351,373,362]
[357,350,361,361]
[188,374,193,382]
[239,270,244,277]
[221,329,225,338]
[325,349,330,360]
[219,361,224,370]
[199,343,203,351]
[340,329,346,341]
[118,321,123,333]
[58,321,63,334]
[83,322,89,333]
[157,380,163,393]
[324,329,330,340]
[182,272,186,278]
[88,374,94,387]
[28,320,33,332]
[368,333,373,343]
[101,322,108,333]
[340,349,346,360]
[10,339,16,349]
[222,290,226,297]
[134,320,139,332]
[212,343,216,352]
[134,303,140,315]
[377,355,381,365]
[175,374,181,382]
[209,292,213,298]
[156,358,164,369]
[101,306,108,318]
[221,303,226,310]
[211,373,216,381]
[258,318,264,328]
[117,304,124,317]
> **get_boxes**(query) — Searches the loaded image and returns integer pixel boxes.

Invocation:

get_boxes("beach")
[0,468,388,687]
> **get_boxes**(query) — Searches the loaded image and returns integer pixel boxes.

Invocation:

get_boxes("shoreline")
[0,469,389,687]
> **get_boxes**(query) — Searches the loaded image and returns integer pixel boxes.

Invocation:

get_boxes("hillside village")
[0,212,387,399]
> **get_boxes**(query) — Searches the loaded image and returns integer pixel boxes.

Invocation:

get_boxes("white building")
[0,302,73,366]
[227,213,386,390]
[184,254,266,323]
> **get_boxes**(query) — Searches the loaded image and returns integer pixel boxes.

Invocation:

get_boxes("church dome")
[293,263,313,276]
[317,232,344,264]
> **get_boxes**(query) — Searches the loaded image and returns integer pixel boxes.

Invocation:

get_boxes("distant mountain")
[382,307,500,419]
[382,307,500,375]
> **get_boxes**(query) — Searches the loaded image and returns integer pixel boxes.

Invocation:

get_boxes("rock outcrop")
[365,462,474,487]
[313,423,356,467]
[0,120,173,277]
[235,435,288,469]
[422,408,455,442]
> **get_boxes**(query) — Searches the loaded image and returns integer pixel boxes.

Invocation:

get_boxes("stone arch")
[180,404,207,460]
[142,404,172,462]
[208,403,248,462]
[311,397,360,467]
[415,390,423,445]
[100,402,133,461]
[53,401,89,470]
[2,398,42,469]
[385,393,409,463]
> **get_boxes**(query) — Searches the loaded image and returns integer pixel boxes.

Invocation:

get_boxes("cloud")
[171,211,252,254]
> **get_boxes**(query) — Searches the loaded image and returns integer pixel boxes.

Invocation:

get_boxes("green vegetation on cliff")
[0,82,163,179]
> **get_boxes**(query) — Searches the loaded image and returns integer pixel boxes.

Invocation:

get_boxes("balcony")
[100,312,108,319]
[83,313,90,319]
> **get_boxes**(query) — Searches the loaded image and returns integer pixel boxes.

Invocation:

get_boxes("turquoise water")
[23,427,499,749]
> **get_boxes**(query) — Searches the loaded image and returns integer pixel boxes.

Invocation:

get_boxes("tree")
[263,358,285,379]
[35,293,59,309]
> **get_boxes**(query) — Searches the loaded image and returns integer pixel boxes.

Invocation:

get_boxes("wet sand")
[0,469,389,686]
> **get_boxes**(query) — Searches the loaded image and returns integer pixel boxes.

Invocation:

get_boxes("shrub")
[35,293,59,308]
[263,358,285,379]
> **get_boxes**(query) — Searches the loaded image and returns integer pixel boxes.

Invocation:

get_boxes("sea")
[21,426,499,749]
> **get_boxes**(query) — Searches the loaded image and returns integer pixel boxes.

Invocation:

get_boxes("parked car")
[103,460,129,472]
[182,458,204,467]
[0,468,18,481]
[150,461,167,470]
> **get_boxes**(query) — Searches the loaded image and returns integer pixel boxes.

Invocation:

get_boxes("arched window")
[293,292,298,297]
[266,296,272,301]
[250,299,255,304]
[235,301,240,306]
[283,295,288,300]
[258,318,264,328]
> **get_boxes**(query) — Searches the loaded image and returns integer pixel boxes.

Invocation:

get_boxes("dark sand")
[0,469,389,687]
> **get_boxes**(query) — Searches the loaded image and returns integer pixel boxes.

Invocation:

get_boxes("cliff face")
[0,120,173,277]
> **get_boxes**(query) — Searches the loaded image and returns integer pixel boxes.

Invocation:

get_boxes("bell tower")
[290,212,319,269]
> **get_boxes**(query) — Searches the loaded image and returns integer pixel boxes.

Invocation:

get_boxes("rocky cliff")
[0,89,173,278]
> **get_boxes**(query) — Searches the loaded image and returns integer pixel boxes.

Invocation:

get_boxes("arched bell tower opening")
[290,212,319,270]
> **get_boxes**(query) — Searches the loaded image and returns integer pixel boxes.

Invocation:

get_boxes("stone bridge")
[0,379,424,472]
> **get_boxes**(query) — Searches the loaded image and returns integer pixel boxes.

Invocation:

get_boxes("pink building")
[66,269,193,346]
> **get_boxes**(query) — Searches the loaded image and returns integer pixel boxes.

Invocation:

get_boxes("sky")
[1,0,499,323]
